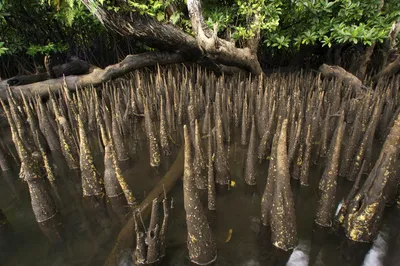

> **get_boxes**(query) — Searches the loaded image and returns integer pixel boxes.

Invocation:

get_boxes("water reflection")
[1,108,400,266]
[38,212,65,244]
[286,239,310,266]
[362,226,388,266]
[339,238,371,266]
[1,169,20,199]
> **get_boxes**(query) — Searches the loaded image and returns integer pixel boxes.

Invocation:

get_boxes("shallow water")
[162,130,400,266]
[1,128,400,266]
[0,129,176,266]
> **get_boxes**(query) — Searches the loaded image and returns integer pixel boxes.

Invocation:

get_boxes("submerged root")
[270,119,297,250]
[315,113,345,227]
[244,116,257,186]
[214,118,230,189]
[183,125,217,265]
[78,115,104,197]
[260,123,280,227]
[160,98,172,156]
[300,124,311,186]
[344,111,400,242]
[193,120,207,190]
[207,119,217,211]
[144,98,161,168]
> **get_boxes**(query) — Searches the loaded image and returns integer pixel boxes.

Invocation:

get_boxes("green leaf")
[0,42,8,56]
[170,12,180,24]
[156,12,164,22]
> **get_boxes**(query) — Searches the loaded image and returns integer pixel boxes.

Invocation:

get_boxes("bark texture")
[315,113,345,227]
[183,125,217,265]
[319,64,363,90]
[187,0,261,74]
[103,147,184,266]
[373,55,400,81]
[3,52,184,101]
[270,119,297,250]
[344,111,400,242]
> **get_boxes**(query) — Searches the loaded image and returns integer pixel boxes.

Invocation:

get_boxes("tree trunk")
[81,0,200,58]
[1,0,262,100]
[382,19,400,68]
[333,44,345,66]
[81,0,261,74]
[375,18,400,81]
[186,0,261,74]
[357,44,375,81]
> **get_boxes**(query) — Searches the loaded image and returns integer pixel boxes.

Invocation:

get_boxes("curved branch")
[187,0,262,75]
[373,55,400,82]
[356,1,385,80]
[357,43,375,81]
[389,19,400,51]
[1,58,99,90]
[382,18,400,68]
[246,14,261,52]
[2,52,184,100]
[319,64,363,90]
[80,1,262,74]
[0,73,50,89]
[81,0,200,58]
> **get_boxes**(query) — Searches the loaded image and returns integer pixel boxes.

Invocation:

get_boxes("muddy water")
[163,131,400,266]
[1,128,400,266]
[0,128,177,266]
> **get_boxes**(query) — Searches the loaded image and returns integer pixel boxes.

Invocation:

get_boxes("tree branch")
[389,19,400,51]
[373,55,400,82]
[319,63,363,90]
[0,73,50,89]
[357,43,375,81]
[81,0,200,58]
[187,0,262,75]
[382,18,400,68]
[81,0,262,74]
[2,52,184,100]
[356,1,384,80]
[245,13,261,52]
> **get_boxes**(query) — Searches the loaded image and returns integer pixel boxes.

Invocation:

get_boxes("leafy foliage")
[199,0,400,50]
[1,0,400,75]
[118,0,400,50]
[0,0,105,58]
[26,42,69,56]
[0,42,8,56]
